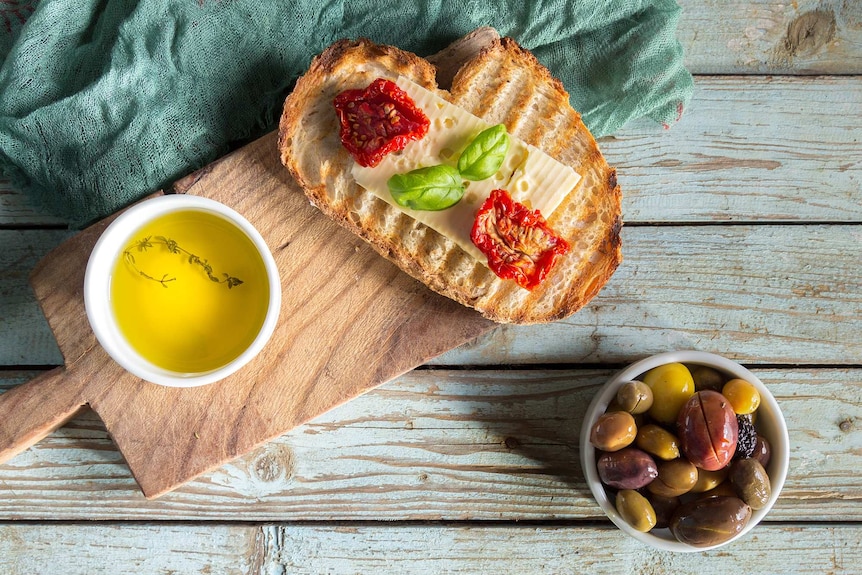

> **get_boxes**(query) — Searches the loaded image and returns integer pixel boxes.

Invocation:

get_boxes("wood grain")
[0,523,859,575]
[5,9,862,226]
[0,523,258,575]
[3,36,862,227]
[602,76,862,223]
[6,76,860,365]
[0,132,493,499]
[1,368,858,521]
[0,229,71,366]
[0,16,859,572]
[438,224,862,365]
[4,222,860,368]
[0,178,66,227]
[679,0,862,74]
[4,76,861,229]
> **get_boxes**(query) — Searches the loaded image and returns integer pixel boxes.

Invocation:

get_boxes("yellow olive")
[690,467,730,493]
[647,458,699,498]
[642,363,695,425]
[615,489,657,533]
[635,424,681,461]
[589,411,637,452]
[689,365,726,392]
[615,380,654,414]
[722,378,761,415]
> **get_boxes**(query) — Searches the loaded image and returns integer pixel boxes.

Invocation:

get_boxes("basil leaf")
[387,165,464,211]
[457,124,510,181]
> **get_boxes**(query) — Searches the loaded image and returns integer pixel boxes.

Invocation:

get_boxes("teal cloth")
[0,0,692,227]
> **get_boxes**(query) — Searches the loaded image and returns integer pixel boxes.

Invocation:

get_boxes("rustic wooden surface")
[0,134,493,499]
[1,2,861,573]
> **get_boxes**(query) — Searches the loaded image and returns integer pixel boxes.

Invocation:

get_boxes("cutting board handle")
[0,367,88,463]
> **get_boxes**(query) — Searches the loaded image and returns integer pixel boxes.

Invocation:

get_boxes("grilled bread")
[278,32,622,324]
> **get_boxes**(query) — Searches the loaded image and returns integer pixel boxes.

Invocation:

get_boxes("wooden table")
[1,2,860,572]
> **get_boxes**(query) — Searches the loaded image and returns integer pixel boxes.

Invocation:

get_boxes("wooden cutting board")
[0,30,499,499]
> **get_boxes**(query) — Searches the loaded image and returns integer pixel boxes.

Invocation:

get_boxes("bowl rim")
[579,350,790,552]
[84,194,281,387]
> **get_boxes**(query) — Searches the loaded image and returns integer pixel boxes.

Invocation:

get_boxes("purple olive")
[597,447,658,490]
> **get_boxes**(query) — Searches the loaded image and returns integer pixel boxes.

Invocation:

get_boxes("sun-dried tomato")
[471,189,570,290]
[333,78,430,168]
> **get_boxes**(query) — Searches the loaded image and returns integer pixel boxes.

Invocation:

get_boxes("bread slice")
[278,32,622,324]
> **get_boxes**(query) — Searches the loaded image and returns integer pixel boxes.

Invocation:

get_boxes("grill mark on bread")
[278,36,622,324]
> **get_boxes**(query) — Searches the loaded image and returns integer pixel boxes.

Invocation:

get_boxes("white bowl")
[84,195,281,387]
[580,350,789,552]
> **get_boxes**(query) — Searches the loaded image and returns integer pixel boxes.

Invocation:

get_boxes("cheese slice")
[352,76,581,263]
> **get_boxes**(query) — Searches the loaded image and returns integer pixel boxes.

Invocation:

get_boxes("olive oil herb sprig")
[123,236,244,289]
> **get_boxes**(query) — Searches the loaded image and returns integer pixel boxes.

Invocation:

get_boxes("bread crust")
[278,36,622,324]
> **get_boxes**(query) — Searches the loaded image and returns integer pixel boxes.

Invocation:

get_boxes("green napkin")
[0,0,692,227]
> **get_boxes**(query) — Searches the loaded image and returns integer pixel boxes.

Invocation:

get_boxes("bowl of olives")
[580,351,789,552]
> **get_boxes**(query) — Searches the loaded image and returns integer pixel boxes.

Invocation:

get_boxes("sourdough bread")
[278,34,622,324]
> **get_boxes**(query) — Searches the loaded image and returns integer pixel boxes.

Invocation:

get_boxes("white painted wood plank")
[0,230,69,366]
[3,223,860,367]
[1,368,858,521]
[0,523,258,575]
[438,224,862,365]
[263,523,862,574]
[680,0,862,74]
[602,76,862,223]
[2,76,861,226]
[0,523,859,575]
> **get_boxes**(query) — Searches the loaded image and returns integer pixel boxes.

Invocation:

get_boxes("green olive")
[730,458,772,510]
[647,458,699,498]
[615,380,654,414]
[615,489,657,533]
[635,424,681,461]
[590,411,637,452]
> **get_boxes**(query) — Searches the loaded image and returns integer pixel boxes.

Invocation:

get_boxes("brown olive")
[730,458,771,510]
[616,380,654,414]
[752,434,772,469]
[647,458,698,498]
[615,489,657,533]
[605,397,624,412]
[590,411,637,452]
[669,496,752,547]
[689,365,725,392]
[646,493,681,529]
[678,390,739,471]
[597,447,659,490]
[635,424,681,461]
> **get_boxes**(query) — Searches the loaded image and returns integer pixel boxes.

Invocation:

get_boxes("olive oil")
[110,209,269,373]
